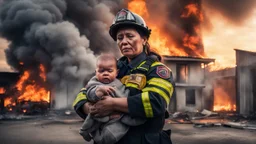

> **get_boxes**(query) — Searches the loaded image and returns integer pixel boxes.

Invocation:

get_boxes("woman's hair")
[144,42,162,62]
[136,27,162,61]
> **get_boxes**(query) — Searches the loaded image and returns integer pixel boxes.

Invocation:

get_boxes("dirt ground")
[0,113,256,144]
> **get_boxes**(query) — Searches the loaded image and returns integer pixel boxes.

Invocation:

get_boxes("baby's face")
[96,59,118,84]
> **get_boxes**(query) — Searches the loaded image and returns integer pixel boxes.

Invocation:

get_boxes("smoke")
[202,0,256,25]
[0,0,123,109]
[64,0,123,55]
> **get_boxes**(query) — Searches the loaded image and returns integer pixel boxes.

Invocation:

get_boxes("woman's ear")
[142,36,147,45]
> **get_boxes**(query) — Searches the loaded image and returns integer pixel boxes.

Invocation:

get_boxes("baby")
[79,54,145,144]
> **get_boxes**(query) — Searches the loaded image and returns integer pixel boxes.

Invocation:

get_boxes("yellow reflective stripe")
[72,92,87,107]
[141,92,153,118]
[148,78,174,97]
[151,62,162,67]
[131,61,146,71]
[142,87,170,105]
[137,61,146,68]
[151,62,172,72]
[126,83,139,89]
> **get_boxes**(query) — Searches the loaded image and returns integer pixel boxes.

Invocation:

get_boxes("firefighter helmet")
[109,9,151,41]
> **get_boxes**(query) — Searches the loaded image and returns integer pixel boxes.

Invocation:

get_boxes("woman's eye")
[127,34,133,38]
[117,36,123,40]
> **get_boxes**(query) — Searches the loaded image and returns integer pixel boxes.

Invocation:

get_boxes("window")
[186,89,195,105]
[177,64,188,83]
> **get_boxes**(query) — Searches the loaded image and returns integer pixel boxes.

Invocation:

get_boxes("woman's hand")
[90,96,115,117]
[82,102,94,114]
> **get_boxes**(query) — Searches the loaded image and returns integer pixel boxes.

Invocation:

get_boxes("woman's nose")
[120,37,128,45]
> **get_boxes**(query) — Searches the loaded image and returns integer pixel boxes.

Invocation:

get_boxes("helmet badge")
[117,10,127,21]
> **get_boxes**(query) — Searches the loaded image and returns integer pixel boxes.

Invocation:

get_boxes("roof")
[175,83,205,89]
[163,55,215,64]
[234,49,256,54]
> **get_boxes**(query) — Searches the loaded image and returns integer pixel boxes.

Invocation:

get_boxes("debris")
[201,109,218,116]
[222,122,247,129]
[65,110,72,115]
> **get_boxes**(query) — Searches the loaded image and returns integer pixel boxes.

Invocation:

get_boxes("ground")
[0,112,255,144]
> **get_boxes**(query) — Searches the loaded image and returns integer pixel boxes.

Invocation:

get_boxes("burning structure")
[0,0,255,115]
[0,72,19,112]
[205,49,256,115]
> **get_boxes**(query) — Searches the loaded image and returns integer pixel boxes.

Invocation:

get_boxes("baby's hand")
[96,85,115,97]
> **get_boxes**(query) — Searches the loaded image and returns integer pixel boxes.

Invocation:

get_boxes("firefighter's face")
[116,28,146,61]
[95,59,118,84]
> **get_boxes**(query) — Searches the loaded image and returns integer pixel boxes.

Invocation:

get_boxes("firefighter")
[73,8,174,144]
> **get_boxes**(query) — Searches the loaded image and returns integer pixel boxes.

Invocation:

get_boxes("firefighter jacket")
[73,52,174,144]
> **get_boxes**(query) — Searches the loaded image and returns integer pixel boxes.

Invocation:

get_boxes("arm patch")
[156,66,170,79]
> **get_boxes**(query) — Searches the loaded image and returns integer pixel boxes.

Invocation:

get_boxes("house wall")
[189,63,204,84]
[164,61,206,112]
[176,87,202,111]
[236,50,256,115]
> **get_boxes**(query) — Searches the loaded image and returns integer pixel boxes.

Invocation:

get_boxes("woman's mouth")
[122,48,131,52]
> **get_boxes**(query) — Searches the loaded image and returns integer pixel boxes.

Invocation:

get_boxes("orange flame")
[128,0,205,57]
[181,4,203,21]
[39,64,46,82]
[4,97,16,107]
[16,64,50,103]
[213,85,236,111]
[128,0,178,56]
[214,104,236,111]
[0,87,5,94]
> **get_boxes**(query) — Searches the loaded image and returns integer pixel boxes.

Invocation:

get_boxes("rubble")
[168,109,256,130]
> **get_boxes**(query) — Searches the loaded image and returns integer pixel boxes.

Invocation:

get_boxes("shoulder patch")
[156,66,170,79]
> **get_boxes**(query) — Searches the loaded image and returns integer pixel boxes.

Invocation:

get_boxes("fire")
[16,71,29,91]
[128,0,177,56]
[213,84,236,111]
[4,97,16,107]
[39,64,46,82]
[0,87,5,94]
[16,64,50,103]
[127,0,149,18]
[181,4,203,21]
[214,104,236,111]
[128,0,204,57]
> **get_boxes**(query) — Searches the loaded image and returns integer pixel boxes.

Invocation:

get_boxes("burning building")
[0,0,255,114]
[204,49,256,115]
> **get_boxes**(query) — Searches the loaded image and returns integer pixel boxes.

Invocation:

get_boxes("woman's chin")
[122,52,134,57]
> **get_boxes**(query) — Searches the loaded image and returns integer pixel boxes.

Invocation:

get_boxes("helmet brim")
[109,21,151,41]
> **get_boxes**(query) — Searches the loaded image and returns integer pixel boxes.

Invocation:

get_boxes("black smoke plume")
[0,0,122,108]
